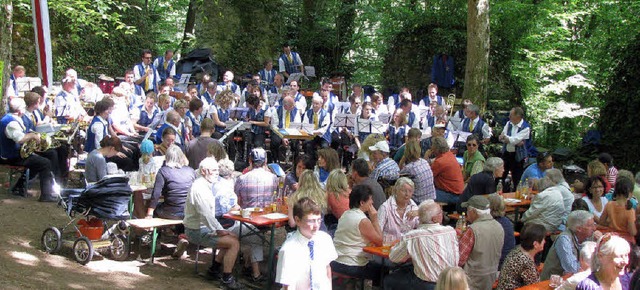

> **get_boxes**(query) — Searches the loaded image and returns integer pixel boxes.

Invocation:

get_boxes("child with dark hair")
[598,177,637,236]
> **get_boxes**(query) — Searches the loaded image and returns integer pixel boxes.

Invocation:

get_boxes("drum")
[98,75,115,94]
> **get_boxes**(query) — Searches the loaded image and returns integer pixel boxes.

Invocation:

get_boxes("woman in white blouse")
[378,177,419,241]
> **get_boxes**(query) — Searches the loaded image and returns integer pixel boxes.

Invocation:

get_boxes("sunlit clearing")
[10,251,39,266]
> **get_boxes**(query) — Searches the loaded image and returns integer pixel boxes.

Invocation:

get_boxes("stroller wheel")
[41,227,62,254]
[110,234,130,261]
[73,237,94,265]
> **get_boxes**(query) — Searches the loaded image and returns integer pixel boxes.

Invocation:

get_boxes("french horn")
[20,134,52,159]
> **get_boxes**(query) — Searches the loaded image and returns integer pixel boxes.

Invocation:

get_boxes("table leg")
[150,227,158,264]
[266,223,276,289]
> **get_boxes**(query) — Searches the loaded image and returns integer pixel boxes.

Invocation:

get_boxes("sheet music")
[378,113,392,124]
[357,119,373,133]
[178,74,191,84]
[15,77,42,95]
[304,66,316,77]
[289,122,304,130]
[446,130,456,148]
[229,108,249,120]
[419,106,431,119]
[333,113,357,128]
[300,123,315,133]
[284,128,302,135]
[455,131,473,142]
[371,121,388,134]
[286,73,304,84]
[268,93,279,107]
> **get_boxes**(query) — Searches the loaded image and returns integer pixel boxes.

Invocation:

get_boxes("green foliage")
[598,33,640,172]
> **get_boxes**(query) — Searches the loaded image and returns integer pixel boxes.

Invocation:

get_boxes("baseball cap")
[461,195,490,210]
[250,148,267,164]
[369,140,390,153]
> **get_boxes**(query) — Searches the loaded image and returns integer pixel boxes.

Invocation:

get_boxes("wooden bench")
[127,218,183,264]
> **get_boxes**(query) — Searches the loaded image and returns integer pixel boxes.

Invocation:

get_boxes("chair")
[332,271,365,290]
[3,165,30,193]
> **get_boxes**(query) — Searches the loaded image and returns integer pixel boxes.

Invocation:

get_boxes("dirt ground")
[0,178,284,290]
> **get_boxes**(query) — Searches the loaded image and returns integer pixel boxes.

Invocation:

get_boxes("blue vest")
[10,75,18,96]
[218,82,239,94]
[215,106,230,133]
[305,109,331,143]
[0,114,23,159]
[155,56,175,82]
[249,107,266,135]
[388,125,406,149]
[136,63,159,92]
[134,84,144,96]
[138,105,158,127]
[85,116,108,153]
[155,123,185,145]
[259,69,278,85]
[421,95,444,107]
[55,91,71,124]
[280,52,301,74]
[186,111,201,137]
[21,114,36,132]
[462,118,485,136]
[277,106,298,128]
[408,111,417,128]
[202,91,215,105]
[502,120,531,162]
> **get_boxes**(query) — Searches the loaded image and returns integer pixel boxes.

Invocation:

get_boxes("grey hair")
[484,157,504,173]
[545,168,565,185]
[218,158,234,178]
[164,145,188,168]
[566,210,594,232]
[393,177,415,195]
[591,235,630,271]
[198,157,218,175]
[9,98,26,114]
[418,200,441,224]
[431,137,450,154]
[618,170,634,183]
[537,175,555,191]
[488,194,506,217]
[467,104,480,116]
[579,241,598,269]
[469,206,491,216]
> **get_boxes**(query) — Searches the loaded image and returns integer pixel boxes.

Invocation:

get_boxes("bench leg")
[149,227,158,264]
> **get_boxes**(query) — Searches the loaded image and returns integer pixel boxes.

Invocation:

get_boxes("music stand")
[286,73,304,85]
[229,108,249,120]
[370,121,388,135]
[333,113,357,128]
[378,113,392,124]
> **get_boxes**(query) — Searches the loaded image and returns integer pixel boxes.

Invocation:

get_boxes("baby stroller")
[40,176,133,265]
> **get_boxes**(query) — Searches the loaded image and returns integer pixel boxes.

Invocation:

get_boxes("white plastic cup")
[241,208,252,218]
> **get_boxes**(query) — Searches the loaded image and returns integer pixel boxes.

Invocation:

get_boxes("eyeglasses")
[143,57,152,60]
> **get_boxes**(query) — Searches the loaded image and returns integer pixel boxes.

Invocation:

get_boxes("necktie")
[308,240,314,289]
[313,113,319,129]
[145,65,151,91]
[284,110,290,128]
[31,113,37,126]
[288,53,293,64]
[163,59,168,70]
[469,120,474,132]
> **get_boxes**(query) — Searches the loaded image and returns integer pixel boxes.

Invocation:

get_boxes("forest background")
[1,0,640,171]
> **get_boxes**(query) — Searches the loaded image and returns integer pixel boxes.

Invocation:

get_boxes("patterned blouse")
[496,246,539,290]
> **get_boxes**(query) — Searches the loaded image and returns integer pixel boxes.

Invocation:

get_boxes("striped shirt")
[389,223,459,282]
[378,196,419,241]
[234,167,278,208]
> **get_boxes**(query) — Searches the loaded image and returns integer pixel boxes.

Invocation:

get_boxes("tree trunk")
[334,0,356,74]
[1,0,13,115]
[180,0,197,54]
[463,0,490,111]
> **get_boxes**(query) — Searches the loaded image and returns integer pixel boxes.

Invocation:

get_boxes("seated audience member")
[315,148,340,188]
[457,157,503,212]
[325,169,351,229]
[545,168,575,222]
[576,235,630,290]
[520,175,565,232]
[276,198,337,290]
[599,177,637,236]
[617,169,640,203]
[384,200,459,290]
[378,177,419,241]
[207,140,229,162]
[356,133,386,162]
[138,139,160,182]
[487,194,516,268]
[435,267,469,290]
[462,134,485,182]
[556,241,597,290]
[287,170,328,231]
[153,127,177,156]
[582,175,609,223]
[519,151,553,187]
[598,152,618,185]
[429,137,464,204]
[350,158,386,209]
[497,223,547,289]
[369,140,400,181]
[458,196,505,290]
[185,118,218,169]
[85,136,123,183]
[284,155,315,193]
[540,210,600,280]
[147,145,197,256]
[572,198,590,212]
[235,148,278,208]
[394,128,422,164]
[183,157,243,289]
[331,184,383,286]
[399,140,436,204]
[587,159,612,193]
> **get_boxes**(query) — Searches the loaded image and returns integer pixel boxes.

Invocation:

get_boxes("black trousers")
[304,136,329,159]
[502,151,524,192]
[2,153,55,198]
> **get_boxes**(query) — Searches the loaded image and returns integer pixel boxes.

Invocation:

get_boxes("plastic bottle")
[456,212,467,231]
[497,182,503,195]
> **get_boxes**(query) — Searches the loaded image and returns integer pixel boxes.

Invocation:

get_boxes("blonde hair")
[588,160,607,178]
[326,169,349,199]
[290,170,327,210]
[216,90,235,109]
[435,267,469,290]
[358,133,386,159]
